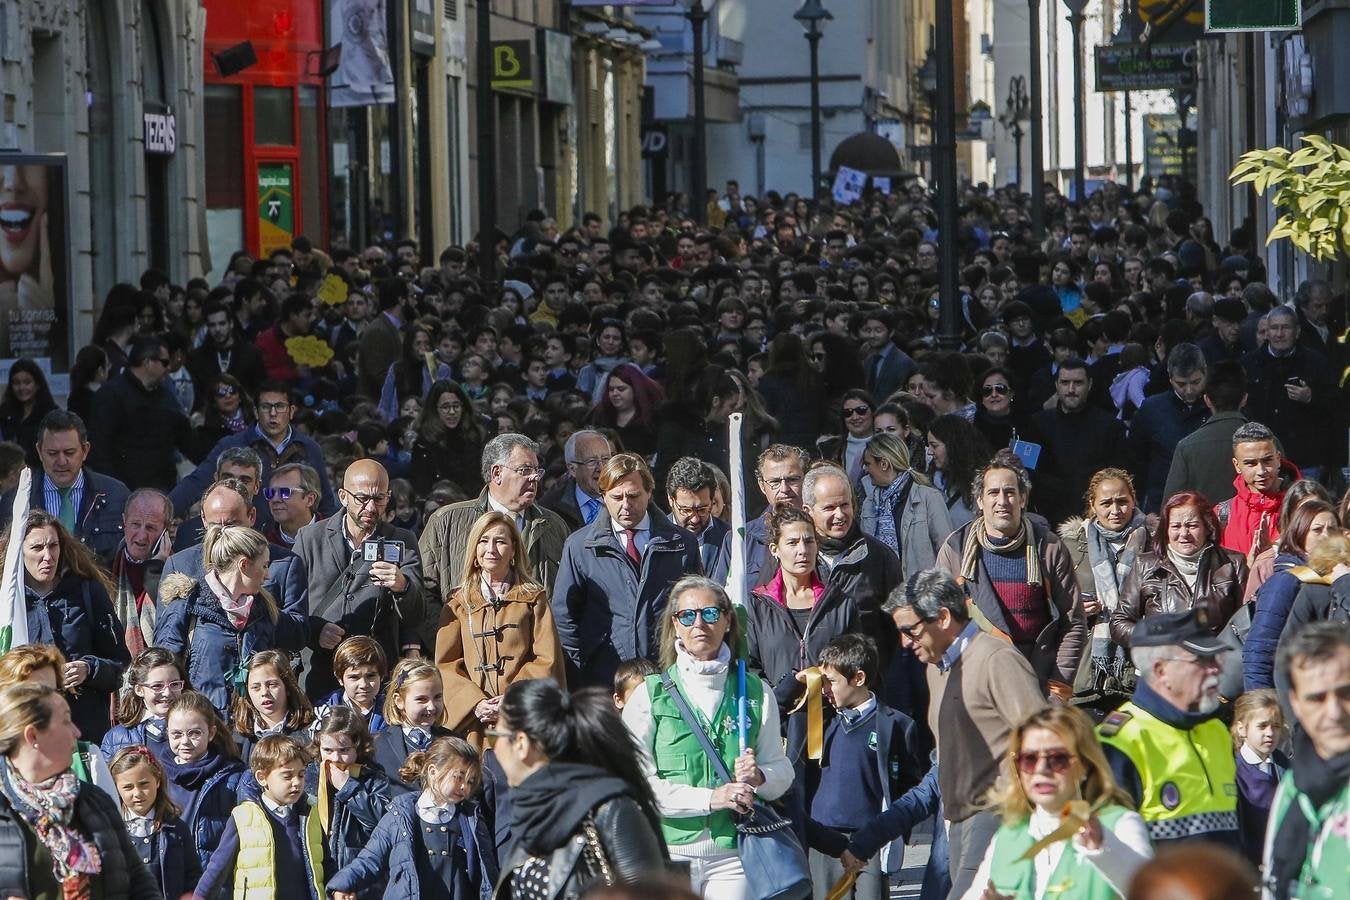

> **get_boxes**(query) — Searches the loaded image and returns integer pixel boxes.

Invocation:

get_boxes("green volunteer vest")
[1266,772,1350,899]
[1096,701,1238,843]
[645,667,764,849]
[989,804,1132,899]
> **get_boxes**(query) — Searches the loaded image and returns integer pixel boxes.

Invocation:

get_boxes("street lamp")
[476,0,496,279]
[1028,0,1045,236]
[684,0,709,225]
[794,0,832,202]
[1063,0,1089,206]
[1001,75,1030,189]
[932,0,960,350]
[1113,0,1142,191]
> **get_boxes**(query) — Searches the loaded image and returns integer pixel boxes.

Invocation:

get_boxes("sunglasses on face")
[982,384,1011,397]
[674,607,723,627]
[1014,749,1077,775]
[216,385,238,397]
[844,405,871,418]
[263,487,296,501]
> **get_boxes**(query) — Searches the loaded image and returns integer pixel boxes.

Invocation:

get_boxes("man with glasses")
[295,458,424,697]
[664,456,730,582]
[88,334,192,493]
[1098,610,1240,850]
[187,301,265,399]
[169,381,337,520]
[741,444,811,592]
[263,462,321,546]
[540,430,613,531]
[418,433,569,650]
[552,453,702,687]
[882,568,1046,896]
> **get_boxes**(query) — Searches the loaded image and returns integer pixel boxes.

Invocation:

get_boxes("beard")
[1196,676,1222,715]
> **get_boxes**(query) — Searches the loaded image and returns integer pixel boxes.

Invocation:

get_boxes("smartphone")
[362,539,404,565]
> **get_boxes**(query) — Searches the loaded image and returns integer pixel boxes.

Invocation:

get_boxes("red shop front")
[202,0,328,270]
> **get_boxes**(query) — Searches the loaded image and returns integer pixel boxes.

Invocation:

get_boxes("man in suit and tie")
[539,430,613,531]
[858,308,917,403]
[358,278,410,398]
[665,456,730,583]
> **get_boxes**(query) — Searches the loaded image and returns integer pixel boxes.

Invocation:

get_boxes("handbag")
[658,673,811,900]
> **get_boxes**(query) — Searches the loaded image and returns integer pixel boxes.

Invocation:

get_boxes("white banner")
[329,0,395,108]
[831,166,867,205]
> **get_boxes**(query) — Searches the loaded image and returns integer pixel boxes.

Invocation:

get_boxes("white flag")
[0,467,32,653]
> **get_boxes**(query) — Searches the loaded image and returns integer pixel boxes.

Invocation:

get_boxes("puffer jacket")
[492,796,665,900]
[1057,516,1150,606]
[304,762,393,893]
[161,749,246,870]
[153,574,282,715]
[1243,554,1329,691]
[327,791,498,900]
[0,777,160,900]
[1109,545,1247,647]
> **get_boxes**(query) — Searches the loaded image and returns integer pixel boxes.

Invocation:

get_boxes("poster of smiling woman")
[0,154,69,375]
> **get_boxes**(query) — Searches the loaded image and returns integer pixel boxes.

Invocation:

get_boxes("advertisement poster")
[257,163,295,258]
[328,0,395,107]
[0,154,70,377]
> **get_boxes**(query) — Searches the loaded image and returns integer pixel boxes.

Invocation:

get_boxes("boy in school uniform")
[806,634,926,900]
[194,735,324,900]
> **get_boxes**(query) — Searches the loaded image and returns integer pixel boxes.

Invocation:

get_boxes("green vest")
[1266,772,1350,899]
[645,667,764,849]
[1097,701,1238,843]
[989,805,1132,899]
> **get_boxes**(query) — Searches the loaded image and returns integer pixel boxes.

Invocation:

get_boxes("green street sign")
[1205,0,1300,32]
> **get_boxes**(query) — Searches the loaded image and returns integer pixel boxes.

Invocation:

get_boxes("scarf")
[1166,545,1206,592]
[2,759,102,893]
[960,517,1041,585]
[509,762,642,857]
[111,550,155,657]
[206,570,253,630]
[1268,731,1350,899]
[873,472,912,556]
[818,522,862,557]
[675,640,730,676]
[1221,474,1282,554]
[1085,514,1144,611]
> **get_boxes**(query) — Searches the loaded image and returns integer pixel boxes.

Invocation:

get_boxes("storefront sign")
[257,162,295,258]
[640,123,668,159]
[0,153,72,379]
[410,0,436,56]
[1143,114,1185,177]
[540,29,573,105]
[491,40,534,91]
[1205,0,1300,31]
[143,110,177,155]
[1094,43,1196,92]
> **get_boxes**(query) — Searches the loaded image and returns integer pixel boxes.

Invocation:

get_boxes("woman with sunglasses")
[960,706,1151,899]
[622,576,792,899]
[816,388,876,485]
[190,374,254,463]
[972,365,1044,454]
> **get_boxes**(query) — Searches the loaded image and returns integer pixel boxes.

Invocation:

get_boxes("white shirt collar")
[486,493,526,528]
[124,812,155,837]
[261,795,293,818]
[416,789,457,823]
[611,512,651,536]
[1240,743,1274,773]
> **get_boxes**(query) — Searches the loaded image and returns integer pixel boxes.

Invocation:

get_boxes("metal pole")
[1028,0,1046,236]
[1123,90,1133,191]
[1014,123,1024,189]
[475,0,496,279]
[689,1,708,226]
[934,0,960,350]
[1068,6,1086,206]
[807,25,823,201]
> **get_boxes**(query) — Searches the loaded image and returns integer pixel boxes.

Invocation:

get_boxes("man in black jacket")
[87,335,192,493]
[187,301,266,401]
[1031,358,1129,525]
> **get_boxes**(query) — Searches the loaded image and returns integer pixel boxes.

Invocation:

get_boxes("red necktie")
[625,528,641,567]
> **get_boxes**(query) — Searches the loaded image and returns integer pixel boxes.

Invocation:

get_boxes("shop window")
[254,86,295,145]
[204,84,244,275]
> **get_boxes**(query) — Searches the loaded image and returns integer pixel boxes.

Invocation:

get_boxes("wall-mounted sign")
[143,110,177,155]
[410,0,436,56]
[257,162,294,258]
[1094,43,1196,92]
[0,154,72,375]
[539,29,573,105]
[491,40,534,91]
[640,123,668,159]
[1206,0,1300,32]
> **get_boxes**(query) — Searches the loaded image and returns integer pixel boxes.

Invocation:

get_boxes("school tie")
[406,727,432,751]
[57,487,75,532]
[624,529,641,568]
[144,718,165,741]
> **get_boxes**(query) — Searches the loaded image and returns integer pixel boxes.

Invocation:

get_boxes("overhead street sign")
[1094,42,1197,92]
[1205,0,1300,32]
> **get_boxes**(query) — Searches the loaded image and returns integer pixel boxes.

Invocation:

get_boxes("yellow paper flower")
[316,273,349,307]
[285,335,334,368]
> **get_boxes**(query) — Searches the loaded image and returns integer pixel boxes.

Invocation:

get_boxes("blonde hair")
[988,706,1135,825]
[1231,688,1285,750]
[863,432,932,486]
[0,643,66,688]
[1307,533,1350,575]
[383,657,444,727]
[200,525,278,622]
[457,511,539,591]
[399,734,480,788]
[0,682,60,757]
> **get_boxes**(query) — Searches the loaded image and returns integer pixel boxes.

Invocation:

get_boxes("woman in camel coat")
[434,510,566,747]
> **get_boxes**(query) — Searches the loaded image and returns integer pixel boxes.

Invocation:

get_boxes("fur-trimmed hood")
[1057,516,1088,542]
[157,572,197,604]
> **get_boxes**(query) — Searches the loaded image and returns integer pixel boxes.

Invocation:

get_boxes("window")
[254,86,294,145]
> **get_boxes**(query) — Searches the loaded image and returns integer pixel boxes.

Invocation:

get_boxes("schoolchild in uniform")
[111,744,201,900]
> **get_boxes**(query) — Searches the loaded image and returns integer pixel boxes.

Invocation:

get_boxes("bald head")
[344,458,390,493]
[340,458,391,536]
[200,484,255,529]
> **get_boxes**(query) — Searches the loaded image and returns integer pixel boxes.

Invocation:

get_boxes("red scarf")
[1219,474,1282,554]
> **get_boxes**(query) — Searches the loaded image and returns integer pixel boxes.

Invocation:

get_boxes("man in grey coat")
[552,453,702,687]
[294,458,424,697]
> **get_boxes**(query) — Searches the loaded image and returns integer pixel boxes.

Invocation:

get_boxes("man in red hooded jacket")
[1216,421,1296,560]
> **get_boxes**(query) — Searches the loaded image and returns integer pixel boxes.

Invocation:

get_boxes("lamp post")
[794,0,832,202]
[1114,0,1141,192]
[685,0,709,225]
[1028,0,1046,236]
[1064,0,1089,207]
[476,0,496,279]
[933,0,960,350]
[916,47,936,184]
[1001,75,1030,188]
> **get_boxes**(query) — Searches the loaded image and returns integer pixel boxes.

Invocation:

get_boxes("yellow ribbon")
[317,762,362,835]
[788,666,825,761]
[1016,796,1109,862]
[823,871,858,900]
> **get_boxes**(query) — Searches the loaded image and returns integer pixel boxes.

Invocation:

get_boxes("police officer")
[1098,609,1241,850]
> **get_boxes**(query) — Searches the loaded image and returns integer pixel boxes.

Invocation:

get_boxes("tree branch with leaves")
[1229,135,1350,263]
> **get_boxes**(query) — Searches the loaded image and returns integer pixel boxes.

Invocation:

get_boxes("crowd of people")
[0,172,1347,900]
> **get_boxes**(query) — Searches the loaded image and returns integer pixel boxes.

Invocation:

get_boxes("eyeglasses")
[572,455,613,471]
[141,680,184,695]
[673,503,712,517]
[1162,655,1222,670]
[982,384,1011,397]
[674,607,724,627]
[762,475,804,490]
[437,402,464,413]
[1014,749,1077,775]
[503,465,546,479]
[263,487,296,501]
[843,405,871,418]
[258,401,291,413]
[346,491,391,507]
[895,619,928,640]
[485,729,515,740]
[215,385,239,397]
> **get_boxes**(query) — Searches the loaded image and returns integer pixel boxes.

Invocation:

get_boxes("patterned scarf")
[872,472,912,556]
[959,516,1041,585]
[1084,514,1144,612]
[2,759,102,898]
[111,549,155,657]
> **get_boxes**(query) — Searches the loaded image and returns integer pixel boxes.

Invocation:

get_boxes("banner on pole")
[831,166,867,205]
